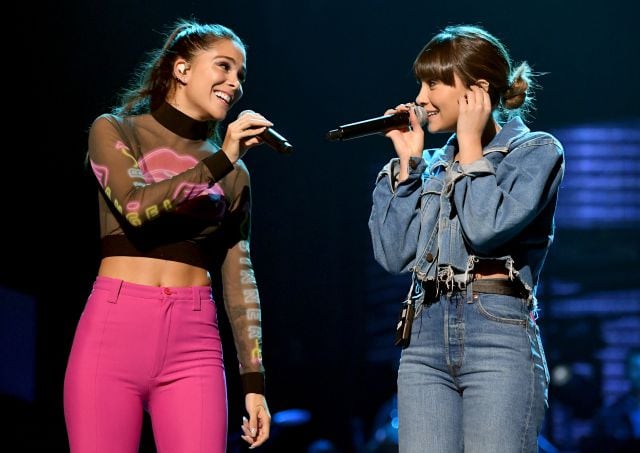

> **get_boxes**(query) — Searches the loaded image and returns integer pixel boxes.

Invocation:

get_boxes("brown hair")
[413,25,536,121]
[112,19,246,141]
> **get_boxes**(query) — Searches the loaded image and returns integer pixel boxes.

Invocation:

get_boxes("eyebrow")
[214,55,247,78]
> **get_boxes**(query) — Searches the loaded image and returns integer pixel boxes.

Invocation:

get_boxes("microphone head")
[238,109,255,118]
[413,105,428,126]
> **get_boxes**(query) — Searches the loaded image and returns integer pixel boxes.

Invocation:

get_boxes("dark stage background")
[3,1,639,452]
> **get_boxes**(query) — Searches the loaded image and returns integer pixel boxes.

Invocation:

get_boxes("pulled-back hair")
[113,19,245,140]
[413,25,537,121]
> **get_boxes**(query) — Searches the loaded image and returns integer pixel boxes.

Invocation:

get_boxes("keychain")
[394,273,424,348]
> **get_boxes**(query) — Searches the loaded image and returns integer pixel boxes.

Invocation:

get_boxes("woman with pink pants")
[64,19,272,452]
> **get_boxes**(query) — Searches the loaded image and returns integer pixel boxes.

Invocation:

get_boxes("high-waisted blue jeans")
[64,276,227,453]
[397,289,549,453]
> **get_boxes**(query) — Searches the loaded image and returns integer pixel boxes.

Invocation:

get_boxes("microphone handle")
[261,128,294,154]
[326,111,410,141]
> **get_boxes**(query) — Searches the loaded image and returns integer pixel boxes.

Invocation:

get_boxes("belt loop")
[192,287,201,311]
[108,279,124,304]
[466,280,474,304]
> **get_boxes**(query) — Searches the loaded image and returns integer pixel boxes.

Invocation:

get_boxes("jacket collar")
[482,116,530,153]
[435,116,530,167]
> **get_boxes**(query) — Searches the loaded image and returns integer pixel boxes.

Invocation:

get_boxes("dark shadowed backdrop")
[3,1,638,451]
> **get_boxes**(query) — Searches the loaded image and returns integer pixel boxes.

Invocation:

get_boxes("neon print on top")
[86,103,265,386]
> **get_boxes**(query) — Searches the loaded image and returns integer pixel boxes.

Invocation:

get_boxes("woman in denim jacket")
[369,25,564,453]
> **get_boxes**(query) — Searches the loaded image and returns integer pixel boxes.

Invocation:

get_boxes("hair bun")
[502,62,531,110]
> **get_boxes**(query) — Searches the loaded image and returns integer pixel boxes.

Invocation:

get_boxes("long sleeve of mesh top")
[88,114,233,227]
[218,161,265,394]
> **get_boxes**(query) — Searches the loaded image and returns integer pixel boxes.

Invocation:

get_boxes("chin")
[210,109,228,122]
[428,122,454,135]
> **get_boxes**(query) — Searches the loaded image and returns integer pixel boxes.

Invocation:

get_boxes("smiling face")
[173,38,246,121]
[415,72,468,134]
[412,26,515,129]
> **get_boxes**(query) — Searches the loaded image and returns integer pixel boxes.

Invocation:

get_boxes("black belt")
[470,278,525,298]
[422,278,526,301]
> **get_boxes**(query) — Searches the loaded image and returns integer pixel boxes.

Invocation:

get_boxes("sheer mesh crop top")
[87,102,265,393]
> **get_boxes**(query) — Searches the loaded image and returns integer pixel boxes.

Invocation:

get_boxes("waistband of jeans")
[93,275,212,300]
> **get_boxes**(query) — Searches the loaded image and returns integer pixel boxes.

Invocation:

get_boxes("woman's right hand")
[385,104,425,182]
[221,111,274,163]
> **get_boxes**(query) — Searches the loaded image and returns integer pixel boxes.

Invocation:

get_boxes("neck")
[481,118,501,147]
[151,101,210,140]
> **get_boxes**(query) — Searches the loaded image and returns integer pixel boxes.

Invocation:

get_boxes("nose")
[230,82,243,100]
[416,88,429,107]
[415,84,430,107]
[226,77,243,101]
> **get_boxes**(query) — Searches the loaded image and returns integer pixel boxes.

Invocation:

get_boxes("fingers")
[385,102,413,116]
[222,111,273,161]
[407,106,425,129]
[382,102,425,158]
[459,85,491,110]
[468,85,487,106]
[455,84,493,144]
[231,111,273,137]
[240,415,270,449]
[241,402,271,449]
[251,406,271,448]
[384,102,418,130]
[240,416,255,446]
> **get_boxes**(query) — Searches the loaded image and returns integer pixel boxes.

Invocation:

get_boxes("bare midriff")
[98,256,211,287]
[474,271,509,280]
[473,261,509,280]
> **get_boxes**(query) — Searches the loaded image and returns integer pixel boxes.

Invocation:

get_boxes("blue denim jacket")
[369,117,565,307]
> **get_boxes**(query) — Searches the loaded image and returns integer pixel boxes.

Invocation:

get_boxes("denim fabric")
[369,117,562,451]
[397,290,549,453]
[369,117,565,307]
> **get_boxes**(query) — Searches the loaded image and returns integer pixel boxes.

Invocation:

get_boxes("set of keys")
[394,274,426,349]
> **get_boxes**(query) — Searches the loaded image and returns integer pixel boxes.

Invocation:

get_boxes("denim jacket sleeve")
[368,156,427,274]
[452,133,565,254]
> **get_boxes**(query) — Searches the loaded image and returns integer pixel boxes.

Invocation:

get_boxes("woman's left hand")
[456,84,492,163]
[241,393,271,449]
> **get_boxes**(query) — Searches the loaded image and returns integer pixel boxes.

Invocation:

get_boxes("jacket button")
[426,252,434,263]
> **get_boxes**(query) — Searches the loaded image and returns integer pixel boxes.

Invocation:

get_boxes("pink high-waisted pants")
[64,276,227,453]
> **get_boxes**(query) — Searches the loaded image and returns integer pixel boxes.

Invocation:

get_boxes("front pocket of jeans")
[475,293,527,326]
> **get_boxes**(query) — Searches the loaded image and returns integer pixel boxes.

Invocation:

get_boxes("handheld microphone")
[326,105,428,141]
[239,110,294,154]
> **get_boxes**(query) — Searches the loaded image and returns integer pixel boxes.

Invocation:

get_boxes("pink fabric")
[64,276,227,453]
